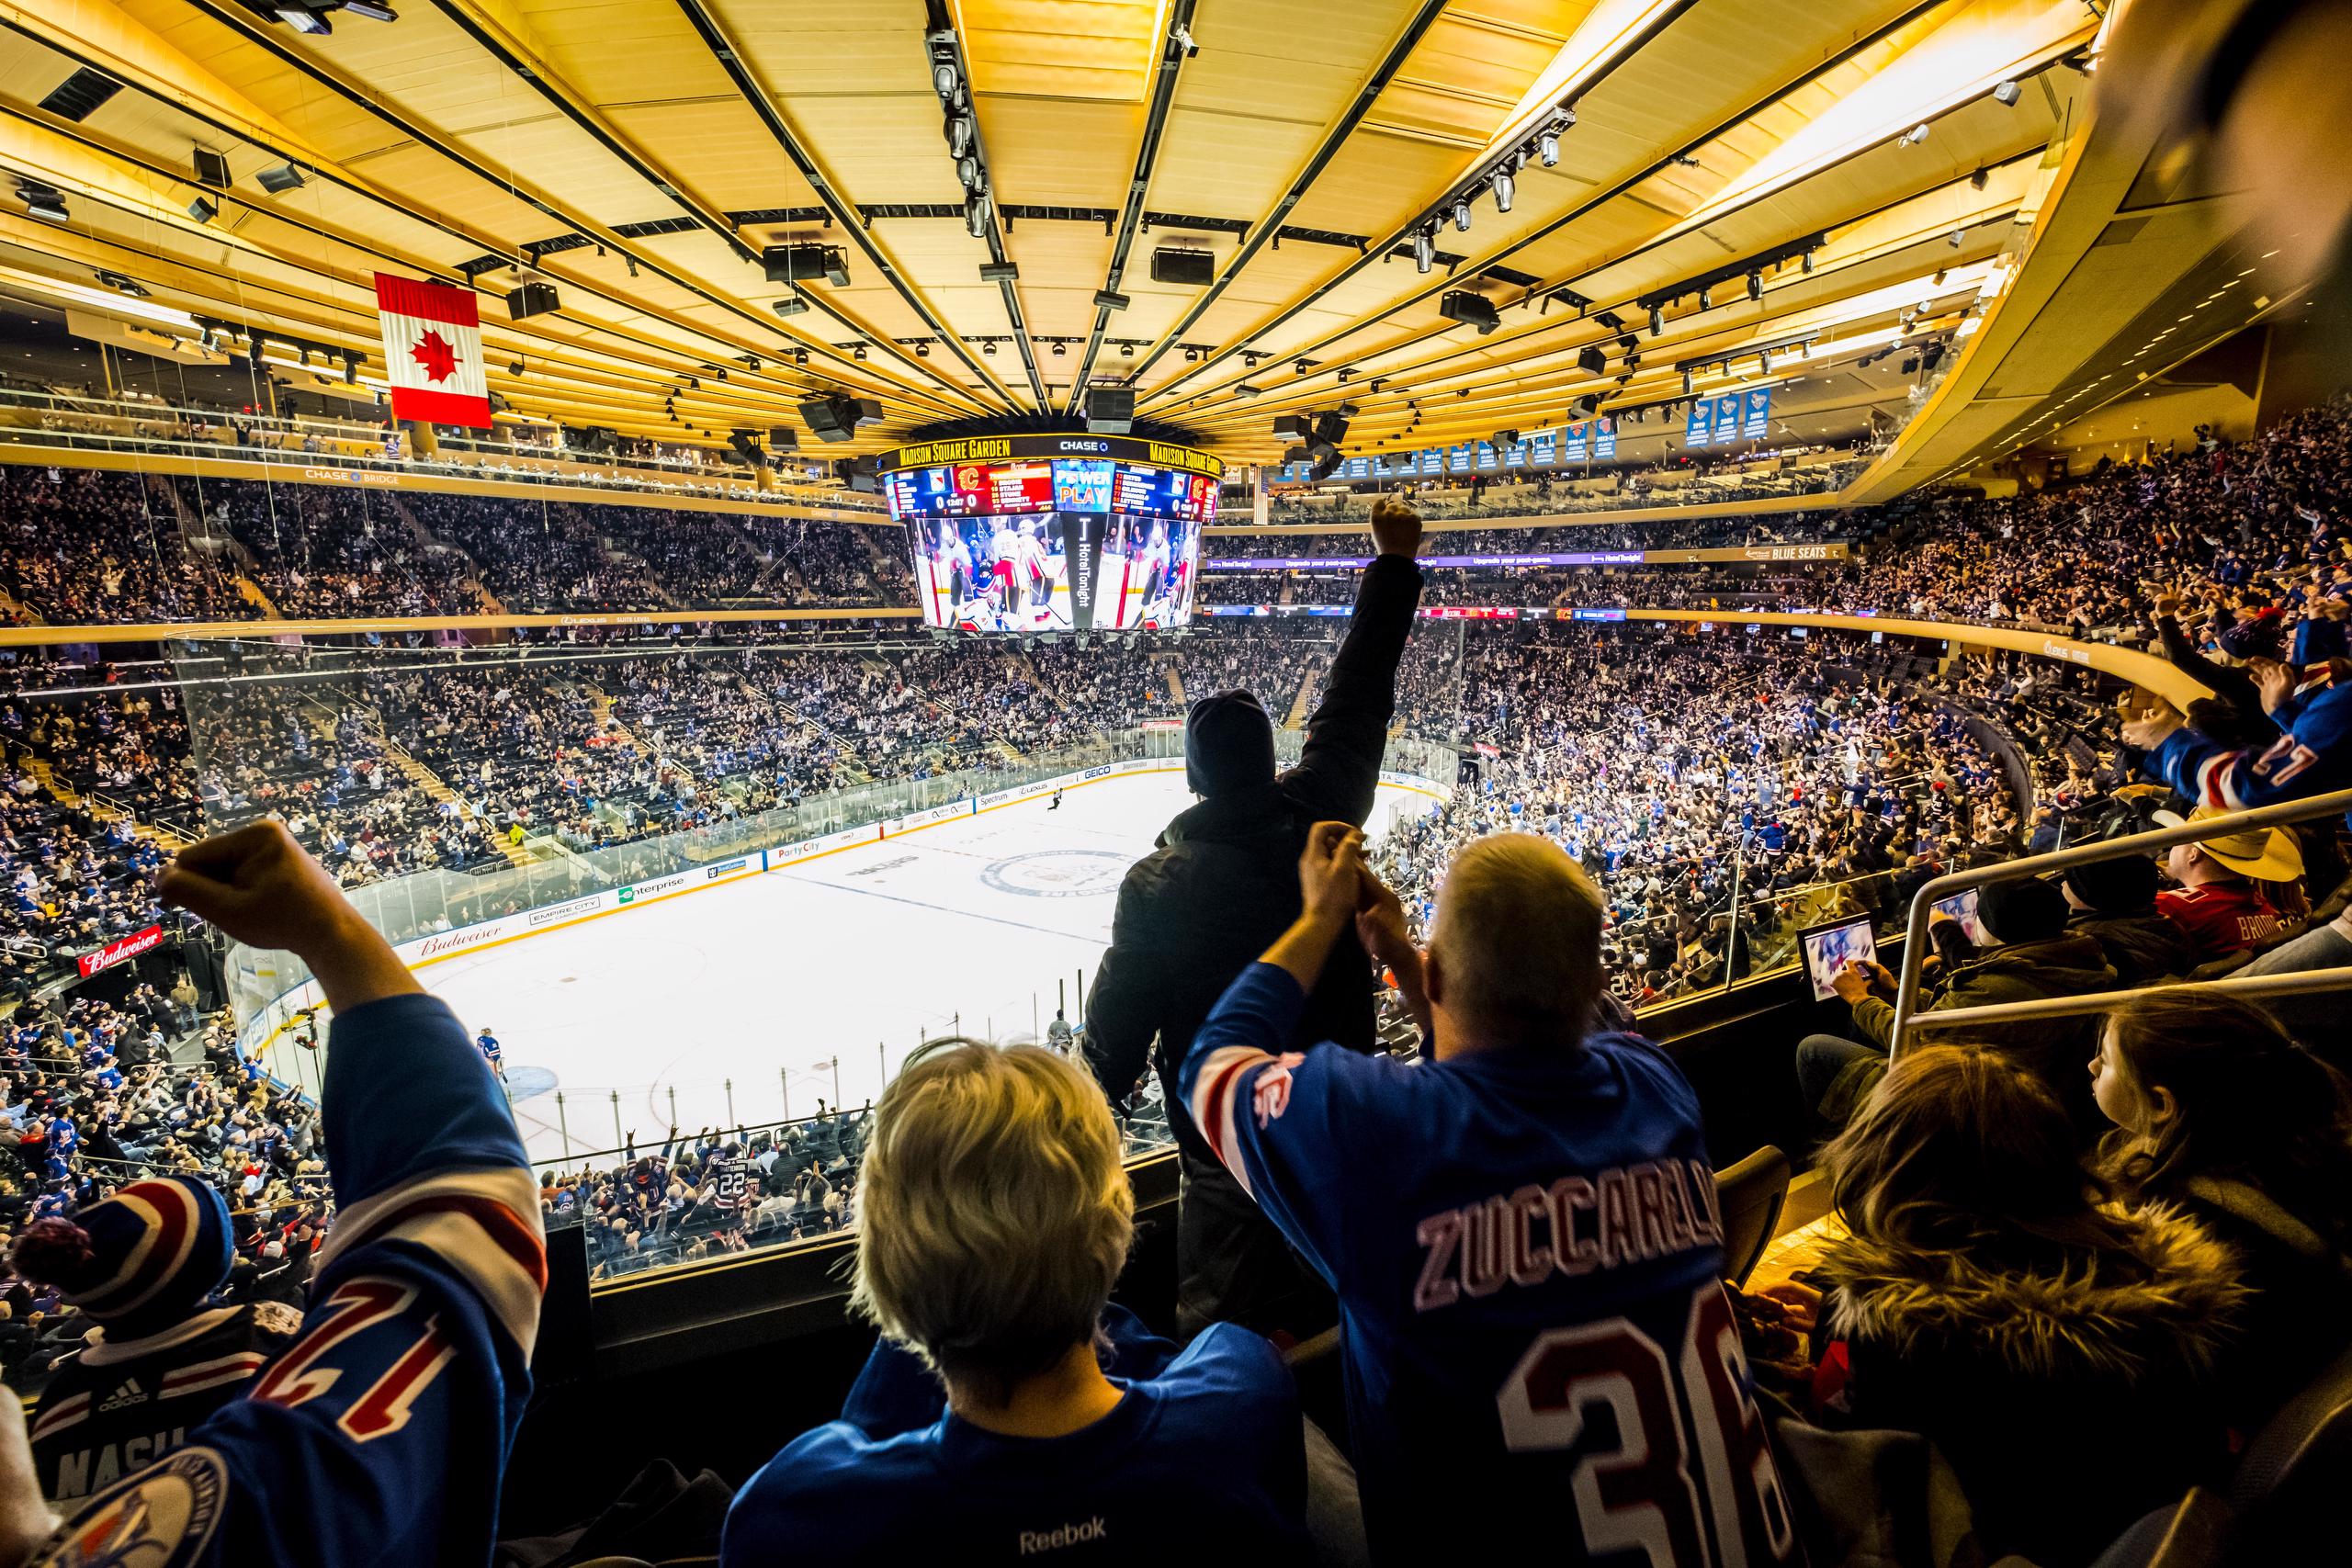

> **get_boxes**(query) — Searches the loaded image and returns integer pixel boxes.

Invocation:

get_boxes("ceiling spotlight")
[793,348,809,366]
[1183,345,1199,362]
[932,62,958,100]
[1243,352,1261,368]
[1901,123,1930,147]
[1948,228,1964,247]
[854,344,869,361]
[1052,341,1067,357]
[1969,166,1990,191]
[1413,228,1434,275]
[626,256,639,277]
[1802,250,1815,274]
[1992,79,2020,107]
[1681,369,1694,396]
[1537,130,1560,167]
[17,183,68,223]
[982,339,998,355]
[1451,198,1472,233]
[187,195,218,224]
[1647,303,1664,336]
[1758,349,1772,373]
[915,340,931,357]
[946,113,974,157]
[1933,267,1948,286]
[956,153,981,188]
[1492,169,1515,214]
[964,192,990,238]
[1293,357,1311,375]
[275,6,333,33]
[344,1,399,18]
[1121,342,1134,356]
[1746,270,1762,301]
[1697,285,1712,310]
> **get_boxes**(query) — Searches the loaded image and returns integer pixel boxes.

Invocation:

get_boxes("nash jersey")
[1182,963,1799,1567]
[30,1299,304,1503]
[720,1304,1306,1564]
[25,993,546,1568]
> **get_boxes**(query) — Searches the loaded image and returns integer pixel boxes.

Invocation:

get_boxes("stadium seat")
[2222,1341,2352,1557]
[1713,1145,1792,1288]
[2086,1489,2229,1568]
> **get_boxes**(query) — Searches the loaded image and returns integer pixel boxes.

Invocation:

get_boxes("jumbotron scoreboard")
[881,434,1222,634]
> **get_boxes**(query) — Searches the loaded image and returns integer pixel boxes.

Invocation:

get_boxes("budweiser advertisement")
[374,272,492,428]
[77,923,164,978]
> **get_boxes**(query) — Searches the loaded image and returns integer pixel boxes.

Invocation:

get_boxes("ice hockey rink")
[415,769,1441,1163]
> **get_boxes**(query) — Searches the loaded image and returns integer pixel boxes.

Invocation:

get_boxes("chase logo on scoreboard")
[31,1445,225,1568]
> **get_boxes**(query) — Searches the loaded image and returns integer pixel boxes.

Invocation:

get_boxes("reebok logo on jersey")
[96,1380,146,1413]
[1017,1517,1106,1553]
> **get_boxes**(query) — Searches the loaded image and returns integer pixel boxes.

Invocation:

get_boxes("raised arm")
[1283,499,1425,825]
[7,822,544,1568]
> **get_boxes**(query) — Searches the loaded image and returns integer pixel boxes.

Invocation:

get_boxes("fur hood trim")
[1818,1203,2249,1382]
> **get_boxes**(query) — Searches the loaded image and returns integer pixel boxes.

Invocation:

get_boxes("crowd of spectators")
[0,467,252,624]
[182,479,476,618]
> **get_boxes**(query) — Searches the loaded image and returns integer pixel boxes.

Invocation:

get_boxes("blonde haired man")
[721,1042,1307,1562]
[1182,828,1797,1566]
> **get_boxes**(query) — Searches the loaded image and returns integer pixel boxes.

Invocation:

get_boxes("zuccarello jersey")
[30,1301,303,1502]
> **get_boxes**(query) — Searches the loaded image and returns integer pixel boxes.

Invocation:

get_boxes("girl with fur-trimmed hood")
[1810,1043,2247,1566]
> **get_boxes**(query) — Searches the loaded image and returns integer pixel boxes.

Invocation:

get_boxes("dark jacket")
[2070,908,2196,987]
[1816,1205,2245,1566]
[2172,1175,2352,1431]
[1085,553,1424,1160]
[1850,931,2119,1121]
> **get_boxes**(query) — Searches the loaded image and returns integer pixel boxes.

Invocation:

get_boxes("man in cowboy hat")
[2153,804,2304,963]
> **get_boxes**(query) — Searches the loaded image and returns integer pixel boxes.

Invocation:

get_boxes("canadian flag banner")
[374,271,492,428]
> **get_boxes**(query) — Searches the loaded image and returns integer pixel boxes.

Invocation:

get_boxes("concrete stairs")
[301,703,533,870]
[388,496,504,615]
[234,578,280,616]
[1283,658,1327,730]
[21,756,193,850]
[1163,656,1186,707]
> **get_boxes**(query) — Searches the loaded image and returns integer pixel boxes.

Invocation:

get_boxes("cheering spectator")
[0,819,545,1566]
[2091,988,2352,1428]
[720,1042,1309,1562]
[1085,496,1424,1339]
[1810,1043,2245,1563]
[1180,827,1795,1564]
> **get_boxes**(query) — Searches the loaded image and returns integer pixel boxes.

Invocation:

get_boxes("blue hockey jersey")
[2144,677,2352,824]
[720,1304,1306,1564]
[1182,963,1799,1566]
[25,993,545,1568]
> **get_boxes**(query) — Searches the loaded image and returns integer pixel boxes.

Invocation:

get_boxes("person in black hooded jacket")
[1084,496,1423,1339]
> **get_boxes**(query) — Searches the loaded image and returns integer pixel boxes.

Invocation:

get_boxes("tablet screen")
[1800,917,1878,1002]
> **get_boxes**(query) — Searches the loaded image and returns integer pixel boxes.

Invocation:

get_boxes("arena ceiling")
[0,0,2119,470]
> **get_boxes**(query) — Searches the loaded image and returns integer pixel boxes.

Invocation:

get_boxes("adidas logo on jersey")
[96,1379,148,1413]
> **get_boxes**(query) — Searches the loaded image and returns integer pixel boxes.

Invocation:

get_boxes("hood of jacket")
[1950,931,2118,995]
[1817,1203,2248,1383]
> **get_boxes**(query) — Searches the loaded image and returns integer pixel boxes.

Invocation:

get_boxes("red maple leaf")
[410,328,459,384]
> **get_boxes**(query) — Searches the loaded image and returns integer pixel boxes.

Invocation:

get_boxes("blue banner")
[1504,441,1527,469]
[1448,443,1476,474]
[1474,442,1500,472]
[1529,430,1556,467]
[1686,400,1714,447]
[1713,394,1742,444]
[1742,387,1771,440]
[1593,416,1616,459]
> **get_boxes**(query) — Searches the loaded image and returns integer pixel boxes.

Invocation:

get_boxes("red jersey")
[2156,882,2285,959]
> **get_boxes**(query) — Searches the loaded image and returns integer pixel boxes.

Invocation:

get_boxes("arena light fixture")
[1992,79,2020,106]
[1537,130,1560,167]
[345,2,399,18]
[1647,303,1665,337]
[1492,166,1515,215]
[1451,198,1472,233]
[1900,123,1931,147]
[17,183,68,223]
[1413,228,1434,275]
[1746,270,1763,301]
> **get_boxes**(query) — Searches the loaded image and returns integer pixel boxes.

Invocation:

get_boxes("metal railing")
[1888,787,2352,1055]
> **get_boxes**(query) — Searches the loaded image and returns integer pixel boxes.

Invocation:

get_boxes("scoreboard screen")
[899,456,1207,634]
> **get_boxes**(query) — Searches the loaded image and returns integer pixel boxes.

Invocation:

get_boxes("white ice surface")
[417,772,1437,1162]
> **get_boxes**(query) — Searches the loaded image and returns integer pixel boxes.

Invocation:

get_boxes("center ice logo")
[979,851,1130,899]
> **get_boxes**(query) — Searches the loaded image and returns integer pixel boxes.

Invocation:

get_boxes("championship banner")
[1593,416,1617,458]
[1562,423,1589,462]
[1742,387,1772,439]
[1713,394,1742,445]
[1685,400,1714,447]
[373,272,492,428]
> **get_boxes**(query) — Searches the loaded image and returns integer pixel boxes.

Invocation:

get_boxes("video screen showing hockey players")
[904,460,1205,633]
